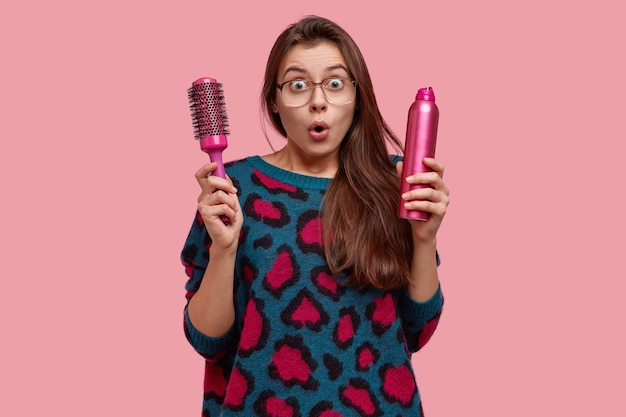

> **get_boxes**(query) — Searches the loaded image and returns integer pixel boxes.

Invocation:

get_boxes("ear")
[271,103,279,113]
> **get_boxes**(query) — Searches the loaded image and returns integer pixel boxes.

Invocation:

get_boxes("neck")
[263,146,338,178]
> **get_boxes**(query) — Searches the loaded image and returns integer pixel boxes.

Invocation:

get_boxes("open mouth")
[309,122,329,140]
[309,121,329,132]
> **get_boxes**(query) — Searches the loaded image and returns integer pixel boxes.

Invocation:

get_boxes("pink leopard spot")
[242,263,255,283]
[417,316,441,348]
[253,199,282,220]
[266,396,294,417]
[337,314,355,343]
[372,294,396,327]
[266,251,294,289]
[240,299,264,351]
[223,367,250,408]
[254,168,297,193]
[316,272,337,293]
[358,348,375,369]
[319,411,343,417]
[292,297,321,325]
[301,217,323,246]
[203,363,226,397]
[343,382,376,415]
[381,364,416,406]
[272,345,311,383]
[269,336,319,390]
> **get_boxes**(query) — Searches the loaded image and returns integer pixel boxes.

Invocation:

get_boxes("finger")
[196,165,238,194]
[207,176,238,194]
[401,186,440,202]
[195,163,218,190]
[195,162,217,180]
[402,188,450,211]
[423,158,444,178]
[199,203,238,225]
[198,193,240,223]
[403,197,449,218]
[198,189,239,210]
[406,171,444,189]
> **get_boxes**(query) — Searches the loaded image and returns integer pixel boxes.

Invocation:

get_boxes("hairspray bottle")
[398,87,439,220]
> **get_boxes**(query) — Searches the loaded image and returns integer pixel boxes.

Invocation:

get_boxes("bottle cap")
[416,87,435,101]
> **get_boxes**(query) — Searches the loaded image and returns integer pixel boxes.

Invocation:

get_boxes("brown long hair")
[261,16,413,290]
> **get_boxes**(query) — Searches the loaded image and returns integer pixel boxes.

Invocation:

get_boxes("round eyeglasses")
[276,77,357,107]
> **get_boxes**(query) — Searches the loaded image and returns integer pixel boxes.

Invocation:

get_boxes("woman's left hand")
[396,158,450,243]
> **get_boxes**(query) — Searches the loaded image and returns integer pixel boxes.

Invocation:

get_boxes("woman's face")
[274,42,356,165]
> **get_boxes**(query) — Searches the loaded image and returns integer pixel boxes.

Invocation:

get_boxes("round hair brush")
[188,77,231,223]
[187,77,230,178]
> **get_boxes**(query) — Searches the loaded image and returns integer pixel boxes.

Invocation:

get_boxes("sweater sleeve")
[180,211,239,360]
[183,306,238,360]
[397,284,443,353]
[397,251,444,353]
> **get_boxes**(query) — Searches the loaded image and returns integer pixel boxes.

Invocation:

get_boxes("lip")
[309,121,329,140]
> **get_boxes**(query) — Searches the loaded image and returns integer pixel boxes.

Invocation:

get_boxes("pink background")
[1,0,624,415]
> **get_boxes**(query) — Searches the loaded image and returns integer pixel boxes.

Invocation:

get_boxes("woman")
[182,15,450,416]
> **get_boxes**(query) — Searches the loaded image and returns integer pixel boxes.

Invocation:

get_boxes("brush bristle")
[188,78,230,140]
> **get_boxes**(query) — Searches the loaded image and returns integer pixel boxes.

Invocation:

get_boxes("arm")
[186,245,238,336]
[397,157,449,301]
[396,236,444,353]
[397,282,443,353]
[181,214,237,358]
[182,162,244,356]
[396,158,450,351]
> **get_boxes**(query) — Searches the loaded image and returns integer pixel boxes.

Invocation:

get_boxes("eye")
[325,77,345,90]
[288,80,309,91]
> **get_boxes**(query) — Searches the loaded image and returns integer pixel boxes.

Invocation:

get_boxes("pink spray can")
[398,87,439,221]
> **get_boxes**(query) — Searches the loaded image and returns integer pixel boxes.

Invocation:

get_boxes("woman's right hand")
[195,162,243,252]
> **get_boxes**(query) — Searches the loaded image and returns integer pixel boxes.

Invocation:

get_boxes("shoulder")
[224,155,256,171]
[222,156,262,180]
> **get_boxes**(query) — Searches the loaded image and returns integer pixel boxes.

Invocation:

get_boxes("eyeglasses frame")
[276,77,358,107]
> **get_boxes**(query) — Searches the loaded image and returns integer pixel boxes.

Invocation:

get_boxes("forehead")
[278,42,349,79]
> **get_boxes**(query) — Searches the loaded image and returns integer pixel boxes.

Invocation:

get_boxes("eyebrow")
[282,64,350,80]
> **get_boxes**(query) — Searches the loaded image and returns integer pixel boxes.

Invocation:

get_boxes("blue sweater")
[181,156,443,417]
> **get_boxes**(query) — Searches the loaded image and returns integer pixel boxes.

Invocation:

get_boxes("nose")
[309,85,327,111]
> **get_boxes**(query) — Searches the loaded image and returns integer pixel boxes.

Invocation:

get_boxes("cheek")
[277,110,303,136]
[337,107,356,133]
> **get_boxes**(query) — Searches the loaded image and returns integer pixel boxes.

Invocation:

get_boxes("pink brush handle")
[207,150,225,178]
[200,135,229,223]
[200,135,228,178]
